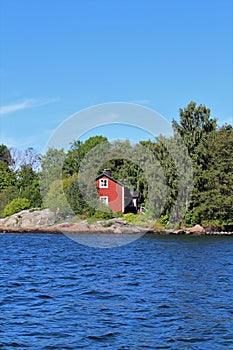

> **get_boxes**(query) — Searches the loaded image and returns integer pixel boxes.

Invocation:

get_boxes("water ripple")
[0,233,233,349]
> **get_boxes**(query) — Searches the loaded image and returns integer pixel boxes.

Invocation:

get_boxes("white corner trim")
[122,186,124,213]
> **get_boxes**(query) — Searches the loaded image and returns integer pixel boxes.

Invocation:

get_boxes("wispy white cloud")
[0,129,52,152]
[0,98,58,115]
[0,134,41,150]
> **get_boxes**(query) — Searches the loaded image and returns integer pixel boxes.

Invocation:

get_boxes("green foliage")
[39,148,66,199]
[171,102,232,226]
[44,179,74,219]
[64,175,90,214]
[63,136,108,177]
[123,213,137,223]
[185,125,233,225]
[0,161,16,190]
[16,165,42,208]
[159,214,170,226]
[100,139,167,216]
[123,213,150,227]
[140,139,179,217]
[0,144,13,166]
[3,198,30,217]
[0,104,232,227]
[201,220,223,229]
[87,206,114,223]
[172,101,217,158]
[150,220,166,231]
[0,186,18,217]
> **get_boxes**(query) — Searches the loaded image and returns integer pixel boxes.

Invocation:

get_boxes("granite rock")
[0,209,57,230]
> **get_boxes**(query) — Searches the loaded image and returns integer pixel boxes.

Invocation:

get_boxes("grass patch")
[123,213,151,227]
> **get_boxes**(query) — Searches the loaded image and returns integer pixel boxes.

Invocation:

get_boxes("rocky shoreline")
[0,209,232,236]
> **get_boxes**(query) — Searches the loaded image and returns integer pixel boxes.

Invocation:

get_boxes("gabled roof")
[96,172,126,187]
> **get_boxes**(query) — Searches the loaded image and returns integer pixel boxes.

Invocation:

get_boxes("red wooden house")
[96,169,139,213]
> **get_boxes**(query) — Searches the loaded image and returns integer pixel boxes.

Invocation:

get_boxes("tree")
[0,144,13,166]
[0,145,17,216]
[0,187,18,218]
[65,175,89,214]
[0,161,16,191]
[39,148,66,200]
[186,125,233,225]
[63,136,108,177]
[172,102,219,224]
[172,101,217,159]
[140,139,178,217]
[3,198,30,217]
[10,147,40,172]
[16,165,42,208]
[44,178,74,218]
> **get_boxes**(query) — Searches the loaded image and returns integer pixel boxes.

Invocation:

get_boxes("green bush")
[87,207,114,223]
[86,205,123,223]
[201,220,223,229]
[150,220,166,231]
[45,179,74,218]
[123,213,137,223]
[3,198,30,217]
[123,213,150,227]
[159,214,169,226]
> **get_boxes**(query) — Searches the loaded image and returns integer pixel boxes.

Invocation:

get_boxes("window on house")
[100,179,108,188]
[100,196,108,205]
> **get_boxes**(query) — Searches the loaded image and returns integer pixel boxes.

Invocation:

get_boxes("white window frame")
[99,196,108,205]
[99,178,108,188]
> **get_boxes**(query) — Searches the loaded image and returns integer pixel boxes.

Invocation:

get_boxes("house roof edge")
[96,173,125,187]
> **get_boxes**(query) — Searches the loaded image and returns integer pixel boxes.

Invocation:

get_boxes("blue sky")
[0,0,232,154]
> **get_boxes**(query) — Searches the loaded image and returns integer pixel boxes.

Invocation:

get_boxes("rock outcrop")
[0,209,57,231]
[0,210,232,235]
[0,211,148,234]
[56,218,148,234]
[188,224,205,235]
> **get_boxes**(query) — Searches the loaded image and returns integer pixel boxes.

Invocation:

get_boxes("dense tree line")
[0,102,232,227]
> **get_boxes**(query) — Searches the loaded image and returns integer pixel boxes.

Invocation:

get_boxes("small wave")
[36,294,53,299]
[87,332,119,341]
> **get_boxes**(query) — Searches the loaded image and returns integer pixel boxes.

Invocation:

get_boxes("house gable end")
[95,173,125,188]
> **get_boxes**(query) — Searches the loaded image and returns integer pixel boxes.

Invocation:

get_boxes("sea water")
[0,233,233,349]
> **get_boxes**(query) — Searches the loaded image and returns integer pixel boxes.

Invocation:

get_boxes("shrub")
[87,207,114,223]
[150,220,165,231]
[159,214,169,226]
[123,213,150,227]
[45,179,73,218]
[123,213,137,223]
[201,220,223,229]
[3,198,30,217]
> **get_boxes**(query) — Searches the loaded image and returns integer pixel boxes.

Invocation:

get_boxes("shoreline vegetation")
[0,209,232,236]
[1,102,232,230]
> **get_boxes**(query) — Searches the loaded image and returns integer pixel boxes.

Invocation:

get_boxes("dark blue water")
[0,233,233,349]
